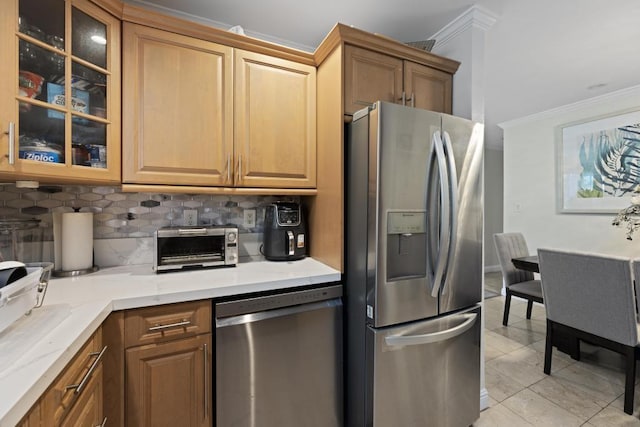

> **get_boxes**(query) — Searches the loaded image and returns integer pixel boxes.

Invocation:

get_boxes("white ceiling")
[129,0,640,149]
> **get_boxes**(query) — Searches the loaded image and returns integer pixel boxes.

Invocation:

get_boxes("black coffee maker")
[263,202,307,261]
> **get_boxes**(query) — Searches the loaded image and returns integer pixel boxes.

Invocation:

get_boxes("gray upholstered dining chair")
[538,249,639,415]
[493,233,543,326]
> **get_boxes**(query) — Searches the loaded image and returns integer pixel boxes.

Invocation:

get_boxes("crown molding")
[430,5,498,49]
[499,85,640,129]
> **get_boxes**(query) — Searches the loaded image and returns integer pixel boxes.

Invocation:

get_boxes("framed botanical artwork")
[557,109,640,213]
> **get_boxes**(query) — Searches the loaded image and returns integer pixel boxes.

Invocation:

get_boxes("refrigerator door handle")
[439,131,459,295]
[384,313,477,347]
[430,131,451,297]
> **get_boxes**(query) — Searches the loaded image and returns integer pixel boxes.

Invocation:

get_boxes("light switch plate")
[243,209,256,228]
[184,209,198,226]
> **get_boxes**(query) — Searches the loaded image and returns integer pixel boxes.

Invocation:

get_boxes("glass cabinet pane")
[19,0,65,50]
[12,0,115,175]
[72,120,106,168]
[18,104,65,164]
[72,62,107,118]
[19,40,66,84]
[72,7,107,69]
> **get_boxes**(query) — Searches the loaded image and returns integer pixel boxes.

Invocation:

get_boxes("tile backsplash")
[0,183,298,240]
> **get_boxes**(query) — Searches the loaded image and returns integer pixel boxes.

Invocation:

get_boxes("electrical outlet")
[243,209,256,228]
[184,209,198,226]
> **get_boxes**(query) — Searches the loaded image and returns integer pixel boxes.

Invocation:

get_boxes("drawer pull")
[148,319,191,332]
[65,345,108,395]
[203,343,208,419]
[96,416,107,427]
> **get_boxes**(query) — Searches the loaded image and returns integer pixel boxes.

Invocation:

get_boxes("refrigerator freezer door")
[370,102,441,327]
[438,115,484,314]
[370,306,481,427]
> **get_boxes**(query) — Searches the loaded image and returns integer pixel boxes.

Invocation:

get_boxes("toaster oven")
[154,226,238,272]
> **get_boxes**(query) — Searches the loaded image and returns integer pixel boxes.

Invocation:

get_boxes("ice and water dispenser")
[386,211,427,281]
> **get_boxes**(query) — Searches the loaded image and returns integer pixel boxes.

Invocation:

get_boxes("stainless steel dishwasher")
[215,284,343,427]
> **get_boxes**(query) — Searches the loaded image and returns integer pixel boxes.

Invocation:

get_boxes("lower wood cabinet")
[17,402,41,427]
[60,364,105,427]
[18,328,106,427]
[17,301,213,427]
[126,333,212,427]
[102,299,213,426]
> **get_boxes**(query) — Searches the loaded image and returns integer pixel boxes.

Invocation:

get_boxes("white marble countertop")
[0,258,340,426]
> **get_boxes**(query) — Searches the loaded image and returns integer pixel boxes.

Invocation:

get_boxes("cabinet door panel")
[0,0,120,183]
[126,334,211,427]
[122,23,233,186]
[404,61,452,114]
[235,50,316,188]
[344,45,403,115]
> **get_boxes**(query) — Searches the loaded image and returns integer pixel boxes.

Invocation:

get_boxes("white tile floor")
[476,289,640,426]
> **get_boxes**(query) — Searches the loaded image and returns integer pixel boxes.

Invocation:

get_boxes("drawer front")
[60,364,104,427]
[42,328,105,426]
[124,300,211,348]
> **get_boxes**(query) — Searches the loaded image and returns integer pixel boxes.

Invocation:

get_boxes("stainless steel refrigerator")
[345,101,484,427]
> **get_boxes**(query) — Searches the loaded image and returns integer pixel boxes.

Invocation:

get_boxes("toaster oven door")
[156,234,226,270]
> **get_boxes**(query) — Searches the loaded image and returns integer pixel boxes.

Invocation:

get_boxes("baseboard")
[484,265,501,273]
[480,387,490,411]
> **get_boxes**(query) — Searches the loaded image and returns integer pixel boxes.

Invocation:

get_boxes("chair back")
[493,233,534,286]
[538,248,637,347]
[632,260,640,313]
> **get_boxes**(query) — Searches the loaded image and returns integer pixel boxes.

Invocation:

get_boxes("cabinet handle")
[4,122,15,165]
[226,153,231,183]
[238,154,243,183]
[203,343,208,420]
[95,416,107,427]
[408,93,415,107]
[65,345,107,395]
[148,319,191,332]
[398,91,406,106]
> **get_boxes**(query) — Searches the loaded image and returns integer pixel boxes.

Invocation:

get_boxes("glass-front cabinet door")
[0,0,120,183]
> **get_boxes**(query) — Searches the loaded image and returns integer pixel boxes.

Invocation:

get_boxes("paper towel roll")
[61,212,93,271]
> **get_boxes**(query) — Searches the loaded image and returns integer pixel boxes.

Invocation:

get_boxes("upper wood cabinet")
[235,50,316,188]
[122,23,233,187]
[122,22,316,191]
[344,46,403,114]
[310,24,459,272]
[344,45,452,115]
[0,0,121,184]
[403,60,452,113]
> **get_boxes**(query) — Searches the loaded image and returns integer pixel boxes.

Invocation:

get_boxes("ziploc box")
[46,83,90,120]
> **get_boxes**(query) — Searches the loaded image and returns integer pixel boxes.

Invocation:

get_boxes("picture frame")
[556,108,640,213]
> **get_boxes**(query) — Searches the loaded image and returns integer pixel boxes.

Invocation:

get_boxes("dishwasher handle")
[215,298,342,328]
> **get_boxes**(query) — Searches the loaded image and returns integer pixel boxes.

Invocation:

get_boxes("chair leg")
[544,319,553,375]
[502,292,512,326]
[570,337,581,361]
[624,346,636,415]
[526,300,534,319]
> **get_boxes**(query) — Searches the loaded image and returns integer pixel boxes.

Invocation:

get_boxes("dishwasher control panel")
[215,284,342,319]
